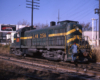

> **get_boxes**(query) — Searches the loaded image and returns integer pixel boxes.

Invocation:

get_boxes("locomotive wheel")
[14,50,22,56]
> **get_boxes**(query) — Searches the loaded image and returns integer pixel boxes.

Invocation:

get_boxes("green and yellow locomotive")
[10,20,92,62]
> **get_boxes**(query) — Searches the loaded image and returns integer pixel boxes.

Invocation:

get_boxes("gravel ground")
[0,60,89,80]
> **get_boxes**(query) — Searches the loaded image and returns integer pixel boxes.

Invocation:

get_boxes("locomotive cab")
[10,27,31,55]
[57,20,78,25]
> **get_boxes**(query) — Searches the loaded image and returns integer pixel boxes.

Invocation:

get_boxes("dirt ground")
[0,44,97,80]
[0,60,87,80]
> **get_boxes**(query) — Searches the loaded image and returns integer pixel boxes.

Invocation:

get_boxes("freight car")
[10,20,92,62]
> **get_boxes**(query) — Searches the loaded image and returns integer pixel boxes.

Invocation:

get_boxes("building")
[82,31,99,46]
[0,24,27,44]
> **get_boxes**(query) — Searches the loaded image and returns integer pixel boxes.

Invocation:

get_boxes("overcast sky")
[0,0,99,28]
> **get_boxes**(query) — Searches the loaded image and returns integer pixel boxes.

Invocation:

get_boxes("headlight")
[76,27,79,30]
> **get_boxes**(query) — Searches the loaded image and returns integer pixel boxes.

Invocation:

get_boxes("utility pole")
[95,0,100,46]
[95,19,98,46]
[94,19,98,46]
[26,0,40,29]
[92,18,98,46]
[92,18,95,45]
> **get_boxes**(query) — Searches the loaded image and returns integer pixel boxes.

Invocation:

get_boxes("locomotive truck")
[10,20,92,62]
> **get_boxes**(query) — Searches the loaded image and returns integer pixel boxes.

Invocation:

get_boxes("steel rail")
[0,55,100,79]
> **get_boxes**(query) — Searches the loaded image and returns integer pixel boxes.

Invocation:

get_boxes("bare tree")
[18,19,30,26]
[34,23,49,29]
[80,22,92,31]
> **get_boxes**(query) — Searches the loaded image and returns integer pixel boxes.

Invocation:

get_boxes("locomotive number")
[40,33,46,38]
[33,34,38,39]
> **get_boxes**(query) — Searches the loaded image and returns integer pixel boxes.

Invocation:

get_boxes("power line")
[61,0,89,18]
[61,0,97,22]
[75,9,94,20]
[72,1,98,21]
[72,4,96,20]
[64,0,90,19]
[61,0,82,17]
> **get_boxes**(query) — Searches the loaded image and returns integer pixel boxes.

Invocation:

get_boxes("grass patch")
[92,47,100,62]
[0,44,100,62]
[0,44,10,54]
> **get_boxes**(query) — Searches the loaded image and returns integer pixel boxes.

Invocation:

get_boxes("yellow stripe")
[77,35,82,39]
[14,28,81,40]
[14,36,32,40]
[79,29,82,33]
[49,32,65,37]
[28,36,32,39]
[14,36,33,40]
[67,36,76,43]
[14,38,16,40]
[65,29,76,35]
[20,36,32,39]
[20,37,27,39]
[67,35,82,43]
[48,29,76,37]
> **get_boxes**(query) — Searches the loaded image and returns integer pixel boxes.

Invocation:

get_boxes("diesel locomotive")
[10,20,92,62]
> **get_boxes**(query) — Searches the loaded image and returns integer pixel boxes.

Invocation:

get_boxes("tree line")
[18,20,92,31]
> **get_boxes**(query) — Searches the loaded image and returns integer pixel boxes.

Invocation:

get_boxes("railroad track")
[1,54,100,71]
[0,55,100,80]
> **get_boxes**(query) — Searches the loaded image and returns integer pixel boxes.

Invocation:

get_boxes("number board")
[33,33,46,39]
